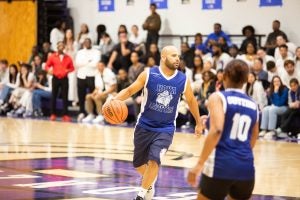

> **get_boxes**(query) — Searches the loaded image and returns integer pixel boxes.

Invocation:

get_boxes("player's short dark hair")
[150,3,157,8]
[224,59,249,87]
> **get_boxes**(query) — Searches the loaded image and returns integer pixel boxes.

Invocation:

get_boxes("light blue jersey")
[203,89,259,180]
[137,67,187,133]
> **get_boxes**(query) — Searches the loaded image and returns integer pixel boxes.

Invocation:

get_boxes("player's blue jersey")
[203,89,259,180]
[137,67,187,133]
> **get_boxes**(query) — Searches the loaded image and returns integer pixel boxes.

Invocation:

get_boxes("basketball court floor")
[0,117,299,200]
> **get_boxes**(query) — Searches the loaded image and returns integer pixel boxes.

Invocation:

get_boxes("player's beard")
[165,57,179,70]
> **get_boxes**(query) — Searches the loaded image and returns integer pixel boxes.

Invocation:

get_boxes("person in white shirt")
[75,38,101,122]
[244,72,268,111]
[274,35,296,61]
[50,20,66,51]
[280,59,300,89]
[82,61,117,124]
[294,47,300,71]
[256,47,275,71]
[0,59,9,91]
[211,43,232,70]
[77,23,93,49]
[276,44,293,72]
[129,25,145,55]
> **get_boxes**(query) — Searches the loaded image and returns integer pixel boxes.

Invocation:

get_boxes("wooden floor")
[0,117,300,199]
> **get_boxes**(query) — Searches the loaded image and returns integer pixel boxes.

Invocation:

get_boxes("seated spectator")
[266,60,278,83]
[114,68,133,105]
[198,70,216,115]
[6,64,35,117]
[118,24,128,34]
[191,55,204,93]
[244,72,267,111]
[190,33,207,55]
[240,25,257,54]
[28,46,43,64]
[280,59,300,89]
[276,44,293,70]
[42,42,54,63]
[295,47,300,71]
[237,41,257,68]
[217,36,229,53]
[211,43,231,70]
[179,59,193,82]
[252,58,269,89]
[274,35,296,61]
[228,44,239,58]
[31,55,44,77]
[0,64,18,109]
[264,20,288,56]
[145,56,157,69]
[204,23,232,52]
[99,32,115,64]
[276,78,300,138]
[180,42,194,69]
[142,43,160,66]
[128,51,145,83]
[107,32,135,72]
[259,76,289,138]
[0,59,9,102]
[129,25,145,55]
[82,61,117,123]
[256,47,275,71]
[31,70,52,118]
[215,69,224,92]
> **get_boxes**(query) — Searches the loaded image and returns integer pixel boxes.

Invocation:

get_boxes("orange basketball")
[102,99,128,124]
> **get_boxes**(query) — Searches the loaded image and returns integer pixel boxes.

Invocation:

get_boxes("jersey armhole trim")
[144,68,150,88]
[216,92,227,113]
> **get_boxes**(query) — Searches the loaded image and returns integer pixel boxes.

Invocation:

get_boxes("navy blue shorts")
[133,125,173,168]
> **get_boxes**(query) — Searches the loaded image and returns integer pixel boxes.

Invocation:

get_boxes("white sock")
[137,187,148,198]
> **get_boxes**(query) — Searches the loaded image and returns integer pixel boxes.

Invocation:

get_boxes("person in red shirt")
[45,41,74,122]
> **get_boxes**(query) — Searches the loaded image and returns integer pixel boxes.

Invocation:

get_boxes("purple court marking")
[0,157,298,200]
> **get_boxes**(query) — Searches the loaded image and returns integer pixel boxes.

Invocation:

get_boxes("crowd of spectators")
[0,4,299,139]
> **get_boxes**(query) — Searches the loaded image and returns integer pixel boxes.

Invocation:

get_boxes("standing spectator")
[240,25,257,54]
[50,20,66,51]
[75,38,101,122]
[82,61,117,124]
[45,41,74,122]
[95,24,106,46]
[142,3,161,53]
[259,76,288,138]
[64,29,79,106]
[264,20,288,56]
[276,78,300,138]
[77,23,92,49]
[204,23,232,52]
[107,32,135,72]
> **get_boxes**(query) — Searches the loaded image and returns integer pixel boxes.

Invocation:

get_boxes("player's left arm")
[187,93,224,187]
[250,121,259,149]
[183,79,203,136]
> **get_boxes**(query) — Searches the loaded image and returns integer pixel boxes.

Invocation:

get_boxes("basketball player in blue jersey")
[187,59,259,200]
[112,45,203,200]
